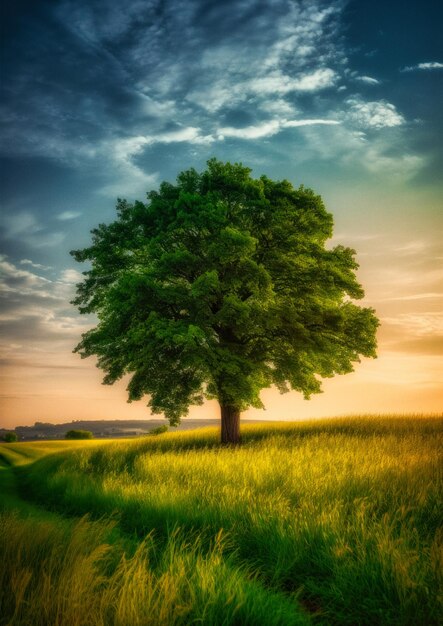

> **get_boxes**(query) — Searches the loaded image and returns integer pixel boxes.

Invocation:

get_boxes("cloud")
[247,68,337,96]
[382,312,443,339]
[113,128,215,158]
[346,98,405,129]
[382,293,443,302]
[373,298,443,358]
[2,212,40,237]
[0,256,92,360]
[179,1,344,113]
[98,126,216,197]
[0,212,65,248]
[218,120,281,140]
[361,146,424,179]
[0,255,52,298]
[7,0,417,201]
[59,269,84,284]
[389,337,443,356]
[355,76,380,85]
[284,119,341,128]
[218,118,340,140]
[20,259,53,271]
[393,240,429,255]
[0,256,98,405]
[401,61,443,72]
[57,211,82,221]
[0,256,81,316]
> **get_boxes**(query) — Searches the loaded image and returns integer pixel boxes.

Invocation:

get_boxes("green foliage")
[65,429,93,440]
[6,416,443,625]
[149,424,169,435]
[2,432,18,443]
[71,159,379,425]
[1,513,306,626]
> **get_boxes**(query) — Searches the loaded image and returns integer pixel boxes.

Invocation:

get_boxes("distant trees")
[65,429,93,440]
[148,425,169,436]
[71,159,379,444]
[2,432,18,443]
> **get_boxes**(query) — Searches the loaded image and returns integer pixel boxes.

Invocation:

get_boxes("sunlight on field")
[1,415,442,625]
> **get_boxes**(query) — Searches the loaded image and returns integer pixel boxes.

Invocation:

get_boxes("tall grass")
[2,415,442,624]
[0,512,308,625]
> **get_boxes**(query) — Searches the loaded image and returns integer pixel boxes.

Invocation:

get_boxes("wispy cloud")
[20,259,53,271]
[218,118,340,140]
[382,312,443,337]
[382,293,443,302]
[57,211,82,221]
[0,255,52,298]
[1,0,426,203]
[393,240,429,255]
[59,269,84,284]
[247,68,337,96]
[0,256,91,342]
[0,212,65,248]
[112,128,215,157]
[355,75,380,85]
[401,61,443,72]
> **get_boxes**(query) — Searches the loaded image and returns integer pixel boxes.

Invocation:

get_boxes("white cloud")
[0,211,66,248]
[153,127,215,145]
[362,147,423,178]
[293,116,423,181]
[184,1,343,113]
[99,126,214,197]
[218,120,281,140]
[0,256,91,339]
[57,211,82,221]
[112,127,214,161]
[284,119,341,128]
[2,212,41,237]
[99,165,158,199]
[259,99,297,116]
[59,269,84,284]
[382,313,443,337]
[248,68,337,96]
[20,259,52,271]
[346,98,405,129]
[0,255,53,299]
[218,118,340,141]
[355,75,380,85]
[401,61,443,72]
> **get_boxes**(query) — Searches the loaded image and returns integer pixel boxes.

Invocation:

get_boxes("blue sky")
[1,0,442,426]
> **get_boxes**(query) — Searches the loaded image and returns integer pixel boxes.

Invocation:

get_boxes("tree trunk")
[220,405,241,445]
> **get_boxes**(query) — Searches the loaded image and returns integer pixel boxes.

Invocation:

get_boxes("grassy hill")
[8,418,232,441]
[1,415,442,625]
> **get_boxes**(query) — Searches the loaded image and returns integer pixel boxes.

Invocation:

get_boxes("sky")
[1,0,442,429]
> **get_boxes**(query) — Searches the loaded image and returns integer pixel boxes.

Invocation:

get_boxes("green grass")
[1,415,442,625]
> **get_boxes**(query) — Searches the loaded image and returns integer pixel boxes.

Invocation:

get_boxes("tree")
[71,159,379,444]
[65,429,93,440]
[2,432,18,443]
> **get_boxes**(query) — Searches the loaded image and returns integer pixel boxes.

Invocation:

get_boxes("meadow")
[1,415,442,625]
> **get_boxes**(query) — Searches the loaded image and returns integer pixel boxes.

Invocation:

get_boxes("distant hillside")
[4,418,271,441]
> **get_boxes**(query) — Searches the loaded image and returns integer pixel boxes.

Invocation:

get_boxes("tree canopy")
[65,429,93,440]
[2,432,18,443]
[71,159,379,443]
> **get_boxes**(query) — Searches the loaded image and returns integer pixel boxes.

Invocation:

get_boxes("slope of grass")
[1,415,442,625]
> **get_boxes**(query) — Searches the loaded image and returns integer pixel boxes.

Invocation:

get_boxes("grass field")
[1,415,442,625]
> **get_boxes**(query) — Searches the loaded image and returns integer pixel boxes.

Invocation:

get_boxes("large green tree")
[71,159,378,444]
